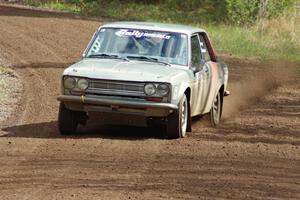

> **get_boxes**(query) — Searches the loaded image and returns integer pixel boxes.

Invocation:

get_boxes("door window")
[199,34,211,62]
[191,35,202,68]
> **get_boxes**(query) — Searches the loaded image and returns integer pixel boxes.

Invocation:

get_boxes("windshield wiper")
[127,56,170,66]
[88,53,129,61]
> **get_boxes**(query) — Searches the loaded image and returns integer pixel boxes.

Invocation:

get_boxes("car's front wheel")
[58,102,78,135]
[210,92,222,127]
[165,94,189,139]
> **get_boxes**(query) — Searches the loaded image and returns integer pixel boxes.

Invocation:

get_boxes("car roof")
[101,21,206,35]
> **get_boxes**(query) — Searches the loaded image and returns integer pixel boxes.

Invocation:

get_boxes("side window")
[191,35,202,67]
[199,34,211,62]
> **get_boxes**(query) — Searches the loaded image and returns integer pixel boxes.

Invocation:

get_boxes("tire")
[165,94,189,139]
[58,102,78,135]
[210,92,222,127]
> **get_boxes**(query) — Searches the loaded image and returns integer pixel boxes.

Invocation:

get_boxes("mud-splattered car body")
[57,22,229,138]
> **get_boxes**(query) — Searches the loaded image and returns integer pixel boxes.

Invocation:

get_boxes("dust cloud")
[223,60,295,118]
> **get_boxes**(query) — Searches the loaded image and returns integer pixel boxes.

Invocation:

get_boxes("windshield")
[85,28,188,66]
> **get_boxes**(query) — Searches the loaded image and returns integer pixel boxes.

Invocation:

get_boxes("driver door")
[190,34,211,116]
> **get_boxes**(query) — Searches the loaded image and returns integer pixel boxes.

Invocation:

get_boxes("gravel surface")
[0,61,22,123]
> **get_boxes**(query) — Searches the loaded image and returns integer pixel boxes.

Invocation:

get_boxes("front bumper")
[57,95,178,117]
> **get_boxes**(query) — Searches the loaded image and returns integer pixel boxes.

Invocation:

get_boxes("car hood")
[64,58,187,82]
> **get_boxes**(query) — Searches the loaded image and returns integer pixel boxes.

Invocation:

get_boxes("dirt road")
[0,5,299,200]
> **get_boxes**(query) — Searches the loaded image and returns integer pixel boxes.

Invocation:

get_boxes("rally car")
[57,22,229,138]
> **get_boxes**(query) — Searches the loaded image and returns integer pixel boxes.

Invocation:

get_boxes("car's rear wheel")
[165,94,188,139]
[58,102,78,135]
[210,92,222,127]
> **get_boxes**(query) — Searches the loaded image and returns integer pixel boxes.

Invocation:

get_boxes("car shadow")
[1,121,164,140]
[2,113,299,145]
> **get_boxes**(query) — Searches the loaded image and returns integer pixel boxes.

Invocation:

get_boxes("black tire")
[58,102,78,135]
[210,92,222,127]
[165,94,189,139]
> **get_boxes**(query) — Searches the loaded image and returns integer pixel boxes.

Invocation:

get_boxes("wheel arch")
[184,87,192,132]
[219,85,224,100]
[218,84,224,117]
[184,87,191,103]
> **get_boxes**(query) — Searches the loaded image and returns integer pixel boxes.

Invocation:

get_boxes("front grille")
[87,79,145,97]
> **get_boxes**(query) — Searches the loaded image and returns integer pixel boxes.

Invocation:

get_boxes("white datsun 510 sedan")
[57,22,229,139]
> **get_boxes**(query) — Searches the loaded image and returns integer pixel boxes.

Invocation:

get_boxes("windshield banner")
[115,29,171,39]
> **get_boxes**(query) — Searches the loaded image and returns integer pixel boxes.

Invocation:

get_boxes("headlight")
[144,83,156,96]
[157,84,170,96]
[64,77,76,89]
[77,79,89,90]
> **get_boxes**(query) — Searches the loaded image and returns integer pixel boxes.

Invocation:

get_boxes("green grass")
[24,0,80,12]
[205,24,300,63]
[41,2,80,12]
[79,1,218,23]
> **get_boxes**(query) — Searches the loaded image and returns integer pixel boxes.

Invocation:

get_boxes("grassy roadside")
[206,24,300,63]
[23,1,80,12]
[21,1,300,67]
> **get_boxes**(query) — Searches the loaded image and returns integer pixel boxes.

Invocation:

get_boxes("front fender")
[171,82,191,105]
